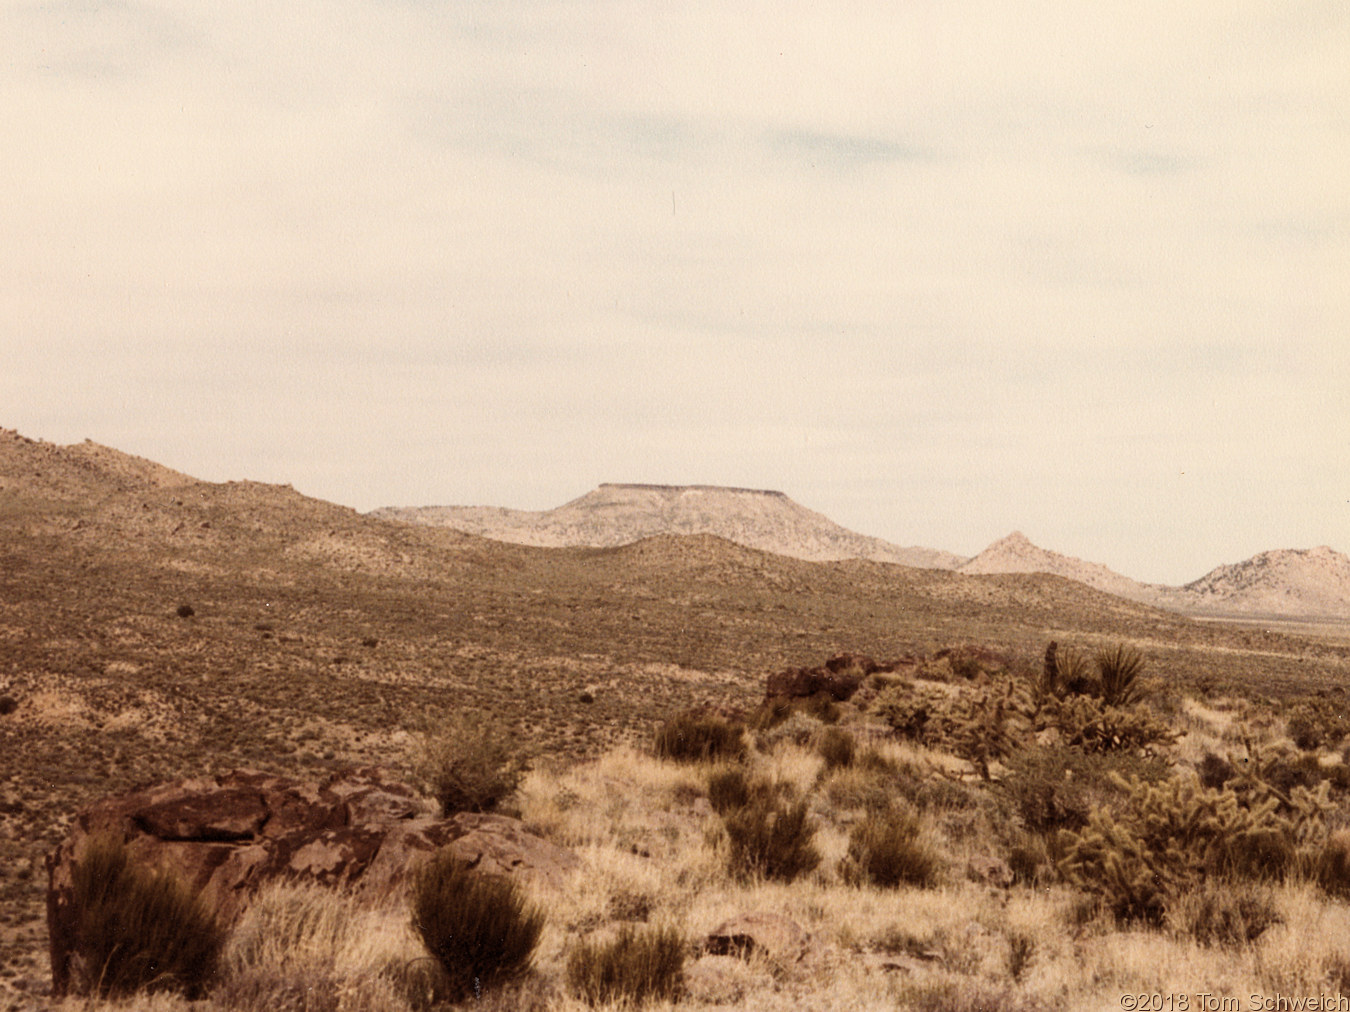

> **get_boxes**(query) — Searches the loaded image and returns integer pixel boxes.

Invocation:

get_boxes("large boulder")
[46,767,578,998]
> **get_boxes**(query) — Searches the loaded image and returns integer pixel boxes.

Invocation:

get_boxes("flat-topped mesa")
[597,483,789,498]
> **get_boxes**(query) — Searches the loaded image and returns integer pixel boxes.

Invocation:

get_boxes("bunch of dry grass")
[70,833,226,1000]
[410,851,545,1003]
[565,924,685,1006]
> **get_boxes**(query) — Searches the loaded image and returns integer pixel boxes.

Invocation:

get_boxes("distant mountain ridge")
[374,486,1348,621]
[370,482,967,570]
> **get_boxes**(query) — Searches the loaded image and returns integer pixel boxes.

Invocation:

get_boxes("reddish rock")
[46,767,578,998]
[764,653,889,703]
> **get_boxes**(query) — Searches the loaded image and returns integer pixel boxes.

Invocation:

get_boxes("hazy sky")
[4,1,1347,585]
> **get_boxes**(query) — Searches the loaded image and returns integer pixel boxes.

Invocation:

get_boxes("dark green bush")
[840,805,942,889]
[722,795,820,882]
[414,711,525,814]
[566,925,685,1006]
[654,711,746,763]
[71,832,225,999]
[816,726,856,770]
[411,850,545,1002]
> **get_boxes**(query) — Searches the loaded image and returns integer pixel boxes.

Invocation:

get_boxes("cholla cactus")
[1059,770,1331,925]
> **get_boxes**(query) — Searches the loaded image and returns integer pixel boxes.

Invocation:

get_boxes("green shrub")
[566,925,685,1006]
[654,710,746,763]
[722,795,821,882]
[70,832,225,999]
[816,726,856,770]
[410,850,545,1002]
[840,805,942,889]
[1095,644,1145,707]
[414,711,525,814]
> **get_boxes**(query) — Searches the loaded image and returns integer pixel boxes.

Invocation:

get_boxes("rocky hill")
[371,483,966,570]
[1166,546,1350,619]
[957,529,1350,621]
[957,531,1162,604]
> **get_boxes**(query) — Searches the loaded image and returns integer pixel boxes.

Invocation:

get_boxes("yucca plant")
[1095,644,1145,707]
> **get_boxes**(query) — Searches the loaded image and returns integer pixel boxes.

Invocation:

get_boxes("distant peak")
[596,482,788,498]
[997,530,1035,547]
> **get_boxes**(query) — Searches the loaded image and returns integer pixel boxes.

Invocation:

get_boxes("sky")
[3,1,1347,586]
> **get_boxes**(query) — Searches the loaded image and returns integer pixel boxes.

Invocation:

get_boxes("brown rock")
[46,767,578,998]
[704,912,809,963]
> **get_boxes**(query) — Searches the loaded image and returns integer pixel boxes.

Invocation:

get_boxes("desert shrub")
[1055,647,1097,698]
[654,710,746,764]
[1286,700,1350,752]
[706,766,752,815]
[950,654,983,680]
[823,765,896,813]
[816,726,856,770]
[414,711,525,815]
[566,925,685,1006]
[1167,881,1281,947]
[722,795,821,882]
[1000,746,1169,835]
[896,979,1054,1012]
[840,805,942,889]
[410,850,545,1003]
[70,832,225,999]
[874,678,1031,779]
[1095,644,1146,707]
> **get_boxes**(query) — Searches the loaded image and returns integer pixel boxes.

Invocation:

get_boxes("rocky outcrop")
[46,767,579,997]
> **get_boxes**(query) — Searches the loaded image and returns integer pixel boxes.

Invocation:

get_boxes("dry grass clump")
[410,850,545,1003]
[721,793,821,883]
[69,832,226,1000]
[216,882,415,1012]
[840,804,943,889]
[565,924,685,1006]
[816,725,856,770]
[653,709,746,763]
